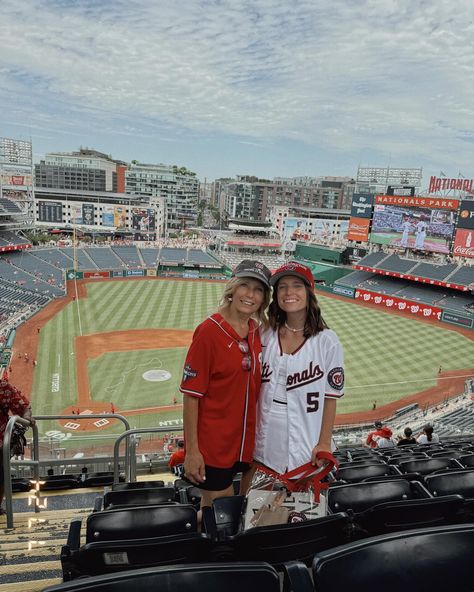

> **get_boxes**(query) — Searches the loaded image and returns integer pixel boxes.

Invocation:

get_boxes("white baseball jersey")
[254,327,344,473]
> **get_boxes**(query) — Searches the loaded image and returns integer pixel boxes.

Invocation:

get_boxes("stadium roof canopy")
[228,219,275,232]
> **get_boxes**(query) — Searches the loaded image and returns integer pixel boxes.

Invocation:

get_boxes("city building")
[125,163,199,231]
[35,148,124,192]
[34,187,165,239]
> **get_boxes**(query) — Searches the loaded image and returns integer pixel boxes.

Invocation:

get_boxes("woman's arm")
[183,394,206,485]
[311,397,337,466]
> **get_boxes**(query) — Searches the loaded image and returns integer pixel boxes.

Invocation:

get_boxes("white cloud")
[0,0,473,173]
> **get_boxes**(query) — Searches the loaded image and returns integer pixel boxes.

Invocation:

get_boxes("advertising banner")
[126,269,144,276]
[82,204,95,226]
[387,185,415,196]
[102,205,114,227]
[354,289,442,320]
[311,219,337,240]
[375,195,459,210]
[452,228,474,258]
[339,220,349,239]
[1,171,33,186]
[146,269,157,276]
[441,311,473,329]
[66,270,83,280]
[332,285,355,298]
[371,202,455,254]
[114,206,127,228]
[132,208,155,232]
[70,204,82,225]
[347,217,370,242]
[350,193,374,218]
[83,271,110,279]
[112,270,124,277]
[38,201,63,223]
[284,217,310,240]
[457,200,474,230]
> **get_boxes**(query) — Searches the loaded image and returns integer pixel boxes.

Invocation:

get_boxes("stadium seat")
[112,480,165,490]
[312,524,474,591]
[50,562,313,592]
[40,474,81,491]
[97,487,176,510]
[398,457,460,475]
[362,472,422,483]
[458,454,474,468]
[328,479,430,514]
[355,495,464,535]
[338,459,387,469]
[85,504,198,542]
[424,469,474,499]
[430,450,467,460]
[231,513,351,567]
[336,463,399,483]
[202,495,245,539]
[61,505,201,580]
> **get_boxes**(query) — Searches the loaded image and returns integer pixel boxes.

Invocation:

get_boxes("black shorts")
[196,461,250,492]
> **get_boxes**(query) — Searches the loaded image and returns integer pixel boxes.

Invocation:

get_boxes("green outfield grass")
[32,279,473,440]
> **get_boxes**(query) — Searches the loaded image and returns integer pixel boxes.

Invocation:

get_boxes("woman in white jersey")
[254,262,344,473]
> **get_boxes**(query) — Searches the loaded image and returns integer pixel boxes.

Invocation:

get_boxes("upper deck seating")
[377,254,418,274]
[447,265,474,287]
[356,252,388,268]
[85,247,125,269]
[112,246,141,267]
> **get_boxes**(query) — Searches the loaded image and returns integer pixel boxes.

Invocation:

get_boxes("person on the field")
[0,379,34,514]
[180,260,271,507]
[415,219,428,249]
[400,217,411,248]
[254,262,344,473]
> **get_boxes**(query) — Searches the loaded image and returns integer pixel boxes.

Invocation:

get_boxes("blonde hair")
[218,277,270,328]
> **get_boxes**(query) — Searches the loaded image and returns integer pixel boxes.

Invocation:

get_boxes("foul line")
[346,372,474,390]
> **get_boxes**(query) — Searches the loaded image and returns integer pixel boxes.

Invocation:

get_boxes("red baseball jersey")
[179,314,262,468]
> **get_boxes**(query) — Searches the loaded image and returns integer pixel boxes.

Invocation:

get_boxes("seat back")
[85,504,197,543]
[424,469,474,499]
[312,524,474,591]
[458,454,474,468]
[49,562,285,592]
[356,495,464,535]
[233,512,350,566]
[336,464,395,484]
[328,479,413,514]
[398,458,454,475]
[103,487,175,509]
[112,480,165,491]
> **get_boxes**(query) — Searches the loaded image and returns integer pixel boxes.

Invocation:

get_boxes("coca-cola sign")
[453,228,474,258]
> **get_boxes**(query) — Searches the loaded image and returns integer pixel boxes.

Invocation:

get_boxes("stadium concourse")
[0,229,473,591]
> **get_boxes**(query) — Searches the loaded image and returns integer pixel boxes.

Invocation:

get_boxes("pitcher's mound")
[143,369,172,382]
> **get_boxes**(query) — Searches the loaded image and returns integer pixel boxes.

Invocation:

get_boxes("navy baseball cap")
[232,260,271,288]
[270,261,315,290]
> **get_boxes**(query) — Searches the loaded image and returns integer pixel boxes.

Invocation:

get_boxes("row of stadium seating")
[356,252,474,286]
[46,454,474,589]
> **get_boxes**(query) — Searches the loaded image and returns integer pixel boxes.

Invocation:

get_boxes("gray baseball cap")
[232,259,271,288]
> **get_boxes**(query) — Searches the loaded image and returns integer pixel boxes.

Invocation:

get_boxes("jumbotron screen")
[370,203,456,254]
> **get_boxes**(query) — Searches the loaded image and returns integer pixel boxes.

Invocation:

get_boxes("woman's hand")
[184,449,206,485]
[311,442,332,467]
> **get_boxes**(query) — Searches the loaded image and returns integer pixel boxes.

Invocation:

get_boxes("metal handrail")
[3,413,131,529]
[113,426,183,484]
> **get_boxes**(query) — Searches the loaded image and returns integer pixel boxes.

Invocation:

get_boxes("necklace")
[284,321,305,333]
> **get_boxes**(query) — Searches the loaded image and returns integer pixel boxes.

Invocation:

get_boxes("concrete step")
[0,577,62,592]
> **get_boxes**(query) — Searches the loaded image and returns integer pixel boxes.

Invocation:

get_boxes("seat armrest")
[283,561,313,592]
[66,518,82,549]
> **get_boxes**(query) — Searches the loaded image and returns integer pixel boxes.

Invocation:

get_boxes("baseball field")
[11,276,471,445]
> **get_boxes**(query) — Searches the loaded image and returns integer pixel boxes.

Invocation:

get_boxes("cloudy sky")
[1,0,473,182]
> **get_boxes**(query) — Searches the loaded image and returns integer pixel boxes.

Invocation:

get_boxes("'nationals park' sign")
[428,175,473,194]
